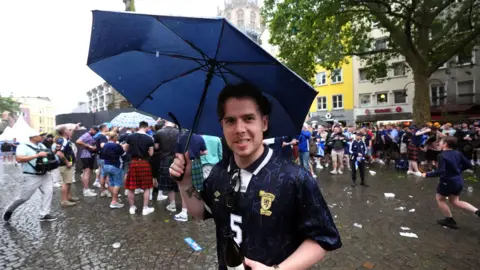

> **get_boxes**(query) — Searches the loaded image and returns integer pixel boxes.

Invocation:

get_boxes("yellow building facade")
[309,59,355,125]
[14,97,56,134]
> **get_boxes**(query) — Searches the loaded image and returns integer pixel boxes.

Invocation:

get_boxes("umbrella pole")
[174,62,216,181]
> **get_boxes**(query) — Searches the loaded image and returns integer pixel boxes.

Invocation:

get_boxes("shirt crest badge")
[259,190,275,216]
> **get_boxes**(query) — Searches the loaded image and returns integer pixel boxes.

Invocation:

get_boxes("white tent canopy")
[9,116,36,143]
[0,126,14,141]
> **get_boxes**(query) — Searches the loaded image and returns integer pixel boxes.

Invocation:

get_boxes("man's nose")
[235,120,246,133]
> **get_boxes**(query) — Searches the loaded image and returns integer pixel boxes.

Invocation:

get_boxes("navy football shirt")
[202,146,342,269]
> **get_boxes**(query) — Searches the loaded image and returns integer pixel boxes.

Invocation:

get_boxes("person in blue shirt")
[169,83,341,269]
[297,124,311,172]
[423,136,480,229]
[100,131,126,209]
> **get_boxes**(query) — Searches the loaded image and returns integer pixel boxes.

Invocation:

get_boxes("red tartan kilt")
[125,159,153,190]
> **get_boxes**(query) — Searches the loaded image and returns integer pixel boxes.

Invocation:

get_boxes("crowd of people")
[2,120,223,223]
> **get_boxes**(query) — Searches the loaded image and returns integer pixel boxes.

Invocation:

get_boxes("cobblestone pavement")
[2,162,480,270]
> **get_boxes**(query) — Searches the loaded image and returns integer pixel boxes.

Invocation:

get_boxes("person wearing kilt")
[155,121,181,213]
[123,121,155,216]
[406,126,425,177]
[175,133,207,222]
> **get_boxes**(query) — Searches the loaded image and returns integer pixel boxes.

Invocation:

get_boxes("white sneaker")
[471,160,475,166]
[110,202,124,209]
[407,170,414,175]
[53,183,62,188]
[134,189,144,195]
[318,165,324,170]
[325,163,329,168]
[129,206,137,215]
[93,181,101,188]
[311,173,317,178]
[465,169,474,173]
[149,192,152,201]
[378,160,385,165]
[414,171,422,177]
[337,170,343,175]
[142,207,154,216]
[157,194,168,201]
[330,170,338,175]
[476,160,480,166]
[166,204,177,212]
[83,189,97,197]
[100,190,112,198]
[125,190,129,196]
[174,212,188,222]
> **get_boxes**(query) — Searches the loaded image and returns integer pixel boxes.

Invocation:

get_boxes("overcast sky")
[0,0,226,114]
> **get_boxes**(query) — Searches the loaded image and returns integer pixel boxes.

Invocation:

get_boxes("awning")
[355,112,412,122]
[430,104,476,113]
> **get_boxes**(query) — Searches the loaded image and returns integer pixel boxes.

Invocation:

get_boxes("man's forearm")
[279,239,326,270]
[178,183,206,220]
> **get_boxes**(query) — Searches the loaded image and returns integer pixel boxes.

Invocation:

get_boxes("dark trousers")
[350,159,365,183]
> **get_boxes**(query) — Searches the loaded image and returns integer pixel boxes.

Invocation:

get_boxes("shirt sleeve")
[201,172,214,220]
[295,170,342,251]
[426,154,445,178]
[200,137,207,152]
[16,144,28,156]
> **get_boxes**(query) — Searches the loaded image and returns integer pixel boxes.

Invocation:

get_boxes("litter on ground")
[399,232,418,238]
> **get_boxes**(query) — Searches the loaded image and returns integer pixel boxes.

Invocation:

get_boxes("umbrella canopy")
[0,126,14,141]
[110,112,157,128]
[87,10,317,139]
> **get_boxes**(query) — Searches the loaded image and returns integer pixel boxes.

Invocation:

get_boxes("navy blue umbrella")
[87,10,317,149]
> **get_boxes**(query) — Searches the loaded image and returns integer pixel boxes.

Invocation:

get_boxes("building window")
[457,80,474,104]
[430,84,446,106]
[331,69,343,84]
[374,38,388,50]
[332,95,343,109]
[359,68,369,81]
[457,50,474,65]
[250,11,256,29]
[317,96,327,111]
[392,62,406,76]
[359,94,371,107]
[236,9,245,27]
[315,72,327,86]
[393,90,407,104]
[376,92,388,105]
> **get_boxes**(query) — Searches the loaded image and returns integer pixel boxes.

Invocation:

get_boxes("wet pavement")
[2,162,480,270]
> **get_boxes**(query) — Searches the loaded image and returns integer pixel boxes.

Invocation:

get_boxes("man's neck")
[234,144,265,169]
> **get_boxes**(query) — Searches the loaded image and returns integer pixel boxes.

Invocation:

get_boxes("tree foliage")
[0,95,20,115]
[123,0,136,12]
[263,0,480,123]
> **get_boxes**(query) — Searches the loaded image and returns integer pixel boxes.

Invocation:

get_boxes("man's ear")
[262,115,268,132]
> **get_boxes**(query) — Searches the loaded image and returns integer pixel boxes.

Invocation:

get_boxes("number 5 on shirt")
[230,214,242,245]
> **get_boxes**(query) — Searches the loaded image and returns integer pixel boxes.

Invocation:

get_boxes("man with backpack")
[3,130,58,222]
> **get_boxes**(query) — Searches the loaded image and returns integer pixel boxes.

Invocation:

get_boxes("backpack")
[26,145,59,175]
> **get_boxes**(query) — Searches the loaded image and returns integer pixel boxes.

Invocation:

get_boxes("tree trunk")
[412,71,432,125]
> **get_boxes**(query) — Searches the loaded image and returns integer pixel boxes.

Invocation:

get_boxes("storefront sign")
[374,108,392,113]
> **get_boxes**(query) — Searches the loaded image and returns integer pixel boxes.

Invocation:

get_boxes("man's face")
[462,123,468,129]
[89,128,98,136]
[221,97,268,159]
[32,135,42,143]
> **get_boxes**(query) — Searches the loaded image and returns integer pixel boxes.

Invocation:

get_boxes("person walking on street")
[3,131,57,222]
[423,136,480,229]
[350,132,368,187]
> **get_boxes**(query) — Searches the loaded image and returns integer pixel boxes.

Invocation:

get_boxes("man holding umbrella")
[170,83,341,269]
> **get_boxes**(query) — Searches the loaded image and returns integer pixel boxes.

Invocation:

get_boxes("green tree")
[263,0,480,123]
[0,95,20,114]
[123,0,135,11]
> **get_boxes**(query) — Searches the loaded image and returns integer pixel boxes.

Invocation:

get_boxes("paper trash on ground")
[400,227,410,230]
[409,209,415,212]
[395,207,406,211]
[112,243,121,249]
[399,232,418,238]
[369,170,376,175]
[384,193,395,198]
[353,223,363,228]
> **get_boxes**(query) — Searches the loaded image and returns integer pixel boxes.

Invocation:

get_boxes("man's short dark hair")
[217,83,271,120]
[99,124,107,131]
[441,136,457,149]
[155,122,164,131]
[139,121,149,128]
